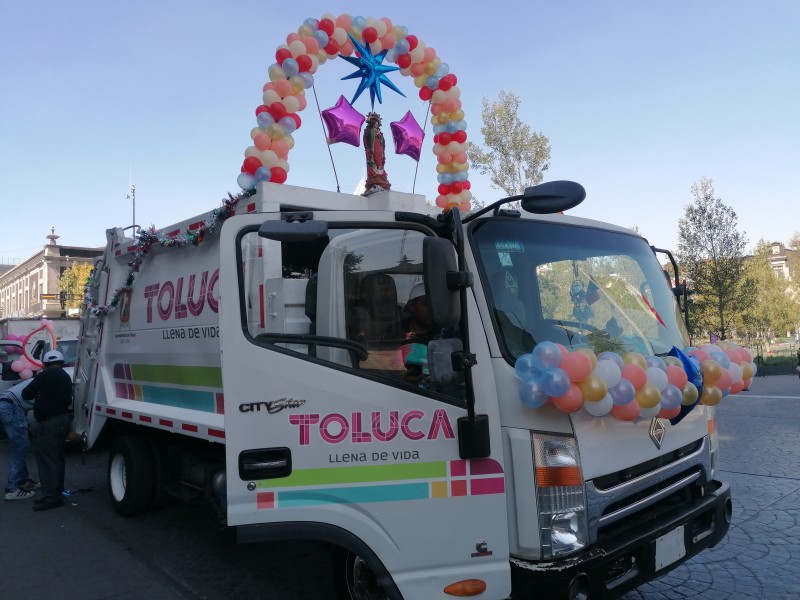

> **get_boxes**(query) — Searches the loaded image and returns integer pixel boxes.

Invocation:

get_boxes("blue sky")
[1,1,798,262]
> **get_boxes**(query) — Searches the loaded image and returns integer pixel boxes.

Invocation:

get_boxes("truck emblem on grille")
[649,418,666,449]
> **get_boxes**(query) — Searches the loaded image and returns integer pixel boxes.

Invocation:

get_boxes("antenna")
[126,184,136,232]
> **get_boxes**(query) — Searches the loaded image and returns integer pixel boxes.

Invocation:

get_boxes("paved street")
[1,374,798,600]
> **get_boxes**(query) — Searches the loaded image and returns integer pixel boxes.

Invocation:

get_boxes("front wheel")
[335,550,390,600]
[107,435,154,516]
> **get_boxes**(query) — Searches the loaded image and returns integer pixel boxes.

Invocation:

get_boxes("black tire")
[334,549,390,600]
[107,435,154,516]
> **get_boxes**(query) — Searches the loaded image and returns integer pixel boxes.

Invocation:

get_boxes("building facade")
[0,229,100,319]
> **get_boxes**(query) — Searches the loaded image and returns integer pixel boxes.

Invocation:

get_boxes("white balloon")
[593,361,622,388]
[646,367,669,392]
[638,404,661,419]
[584,393,613,417]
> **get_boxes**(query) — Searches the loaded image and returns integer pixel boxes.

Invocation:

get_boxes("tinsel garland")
[85,189,255,317]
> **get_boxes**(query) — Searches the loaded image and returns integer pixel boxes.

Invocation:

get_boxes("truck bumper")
[510,479,732,599]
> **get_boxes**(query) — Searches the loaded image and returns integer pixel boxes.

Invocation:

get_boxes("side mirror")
[423,237,461,330]
[521,181,586,214]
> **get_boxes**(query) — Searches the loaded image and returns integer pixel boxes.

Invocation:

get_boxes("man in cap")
[399,282,436,386]
[1,379,40,500]
[22,350,73,511]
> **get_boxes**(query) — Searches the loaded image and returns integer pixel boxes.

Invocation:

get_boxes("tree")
[58,263,93,311]
[467,91,551,203]
[737,240,799,348]
[677,177,753,340]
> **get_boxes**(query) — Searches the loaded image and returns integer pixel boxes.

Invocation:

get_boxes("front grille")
[592,440,702,491]
[584,437,712,545]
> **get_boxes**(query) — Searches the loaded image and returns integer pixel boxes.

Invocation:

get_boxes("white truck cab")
[73,182,731,599]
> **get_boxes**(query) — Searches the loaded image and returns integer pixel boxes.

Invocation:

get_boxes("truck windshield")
[470,219,690,360]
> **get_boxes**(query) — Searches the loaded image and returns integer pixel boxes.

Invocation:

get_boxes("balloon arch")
[236,13,472,212]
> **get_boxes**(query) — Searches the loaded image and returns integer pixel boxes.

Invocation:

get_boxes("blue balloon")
[299,72,314,89]
[282,58,299,77]
[532,341,562,370]
[597,351,624,369]
[425,76,440,90]
[313,30,329,48]
[352,15,366,29]
[257,112,275,128]
[520,378,548,408]
[710,351,730,369]
[394,39,410,55]
[303,18,319,30]
[254,167,272,182]
[514,353,541,381]
[609,378,635,405]
[540,367,570,398]
[660,384,682,409]
[279,116,297,134]
[645,355,666,371]
[435,63,450,78]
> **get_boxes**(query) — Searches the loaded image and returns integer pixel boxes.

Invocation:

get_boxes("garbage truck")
[73,181,732,600]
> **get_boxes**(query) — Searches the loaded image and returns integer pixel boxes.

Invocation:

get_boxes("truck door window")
[237,225,466,403]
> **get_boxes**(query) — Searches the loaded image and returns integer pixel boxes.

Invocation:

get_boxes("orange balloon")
[575,348,598,371]
[658,405,681,419]
[611,400,640,421]
[665,365,688,390]
[621,363,647,391]
[552,384,584,413]
[561,352,593,382]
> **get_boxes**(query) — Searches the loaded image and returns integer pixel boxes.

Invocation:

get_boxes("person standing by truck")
[1,380,40,500]
[22,350,72,511]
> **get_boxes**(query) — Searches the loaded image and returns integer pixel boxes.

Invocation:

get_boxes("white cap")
[408,282,426,301]
[43,350,64,364]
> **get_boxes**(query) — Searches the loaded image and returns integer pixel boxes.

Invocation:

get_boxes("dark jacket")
[21,367,72,422]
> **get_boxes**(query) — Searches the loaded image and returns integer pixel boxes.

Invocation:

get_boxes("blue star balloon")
[340,33,405,110]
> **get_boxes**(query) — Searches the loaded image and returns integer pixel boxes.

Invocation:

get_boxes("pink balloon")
[658,405,681,419]
[321,95,365,146]
[390,110,424,162]
[10,360,24,373]
[665,365,688,389]
[611,400,640,421]
[20,369,33,380]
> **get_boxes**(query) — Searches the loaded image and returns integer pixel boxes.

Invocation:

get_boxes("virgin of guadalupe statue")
[362,112,391,195]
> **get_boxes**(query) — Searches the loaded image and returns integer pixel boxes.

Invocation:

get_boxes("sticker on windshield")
[495,241,524,267]
[494,240,525,253]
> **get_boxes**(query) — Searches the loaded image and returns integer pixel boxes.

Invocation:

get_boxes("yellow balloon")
[575,348,598,371]
[623,352,647,369]
[663,356,682,368]
[701,386,722,406]
[578,375,608,403]
[742,363,754,380]
[681,382,699,405]
[635,383,661,408]
[701,360,722,385]
[250,127,266,141]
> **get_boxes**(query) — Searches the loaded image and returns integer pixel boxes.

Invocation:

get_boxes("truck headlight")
[532,432,588,559]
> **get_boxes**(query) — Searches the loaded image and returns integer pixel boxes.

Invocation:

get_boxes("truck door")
[219,211,510,599]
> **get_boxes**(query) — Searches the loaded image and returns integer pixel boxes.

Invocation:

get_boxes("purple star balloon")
[321,95,365,147]
[390,111,425,162]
